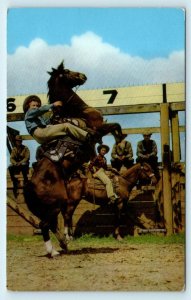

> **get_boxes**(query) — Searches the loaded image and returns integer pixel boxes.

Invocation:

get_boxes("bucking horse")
[24,61,157,257]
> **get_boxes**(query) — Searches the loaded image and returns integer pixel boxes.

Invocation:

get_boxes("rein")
[65,93,75,105]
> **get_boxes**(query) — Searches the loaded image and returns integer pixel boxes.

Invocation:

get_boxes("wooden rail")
[7,102,185,122]
[7,195,39,229]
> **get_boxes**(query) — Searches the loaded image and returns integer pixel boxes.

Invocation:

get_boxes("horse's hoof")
[116,235,123,241]
[59,241,68,251]
[64,234,72,243]
[51,249,60,257]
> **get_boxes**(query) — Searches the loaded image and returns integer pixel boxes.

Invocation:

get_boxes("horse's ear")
[57,60,64,71]
[61,60,65,68]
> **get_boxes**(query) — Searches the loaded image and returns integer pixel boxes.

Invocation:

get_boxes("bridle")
[140,165,155,179]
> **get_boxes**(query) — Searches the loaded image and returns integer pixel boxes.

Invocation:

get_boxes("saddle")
[36,136,86,163]
[86,170,119,191]
[67,167,119,192]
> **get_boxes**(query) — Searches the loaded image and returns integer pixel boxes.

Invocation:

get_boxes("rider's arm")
[25,104,54,120]
[125,141,133,159]
[18,146,30,164]
[111,144,118,159]
[136,141,145,158]
[149,140,158,157]
[88,156,99,173]
[10,148,18,165]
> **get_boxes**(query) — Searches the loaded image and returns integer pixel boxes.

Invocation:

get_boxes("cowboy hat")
[97,144,110,154]
[23,95,42,113]
[143,130,152,136]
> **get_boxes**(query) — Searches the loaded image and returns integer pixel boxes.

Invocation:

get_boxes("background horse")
[47,61,126,143]
[62,162,157,241]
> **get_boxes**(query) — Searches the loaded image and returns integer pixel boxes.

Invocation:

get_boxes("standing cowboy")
[88,144,119,204]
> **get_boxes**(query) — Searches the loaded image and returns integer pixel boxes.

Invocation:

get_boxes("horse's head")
[47,61,87,102]
[139,162,157,185]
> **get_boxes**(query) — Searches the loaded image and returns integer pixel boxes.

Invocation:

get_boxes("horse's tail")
[23,181,42,219]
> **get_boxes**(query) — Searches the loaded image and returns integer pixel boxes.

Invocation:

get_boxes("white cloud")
[7,31,185,96]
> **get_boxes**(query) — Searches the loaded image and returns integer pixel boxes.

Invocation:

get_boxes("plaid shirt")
[89,154,107,173]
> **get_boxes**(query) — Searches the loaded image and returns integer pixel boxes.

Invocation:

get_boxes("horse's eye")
[59,74,63,78]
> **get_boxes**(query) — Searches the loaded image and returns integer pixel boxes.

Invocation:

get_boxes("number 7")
[103,90,118,104]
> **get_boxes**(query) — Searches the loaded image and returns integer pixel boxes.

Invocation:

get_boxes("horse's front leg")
[49,216,68,253]
[39,221,60,258]
[113,197,124,241]
[61,201,80,242]
[63,223,73,241]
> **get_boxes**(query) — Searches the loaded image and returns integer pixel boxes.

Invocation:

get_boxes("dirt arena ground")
[7,235,185,292]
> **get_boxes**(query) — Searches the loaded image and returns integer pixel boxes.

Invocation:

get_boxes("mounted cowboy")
[23,95,102,146]
[88,144,119,204]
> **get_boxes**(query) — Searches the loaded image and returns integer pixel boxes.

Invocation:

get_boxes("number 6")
[7,98,16,112]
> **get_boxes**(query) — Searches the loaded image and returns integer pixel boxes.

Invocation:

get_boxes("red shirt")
[89,154,107,173]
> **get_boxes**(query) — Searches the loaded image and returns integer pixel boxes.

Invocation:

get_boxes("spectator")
[111,137,134,171]
[136,131,160,180]
[8,135,30,195]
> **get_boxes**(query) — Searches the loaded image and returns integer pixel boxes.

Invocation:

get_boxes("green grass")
[72,233,185,246]
[7,234,42,243]
[7,232,185,246]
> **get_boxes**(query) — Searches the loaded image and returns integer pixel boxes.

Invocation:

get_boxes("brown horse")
[24,154,81,257]
[24,162,157,256]
[47,61,127,143]
[62,162,157,242]
[24,62,157,256]
[24,61,127,257]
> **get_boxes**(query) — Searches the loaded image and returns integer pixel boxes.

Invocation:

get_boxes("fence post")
[160,103,173,235]
[171,110,181,162]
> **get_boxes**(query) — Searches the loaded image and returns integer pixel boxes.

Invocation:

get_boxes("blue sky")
[8,8,185,58]
[6,7,185,164]
[7,8,185,95]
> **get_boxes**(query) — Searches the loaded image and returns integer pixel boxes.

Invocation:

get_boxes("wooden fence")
[7,83,185,236]
[7,164,185,236]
